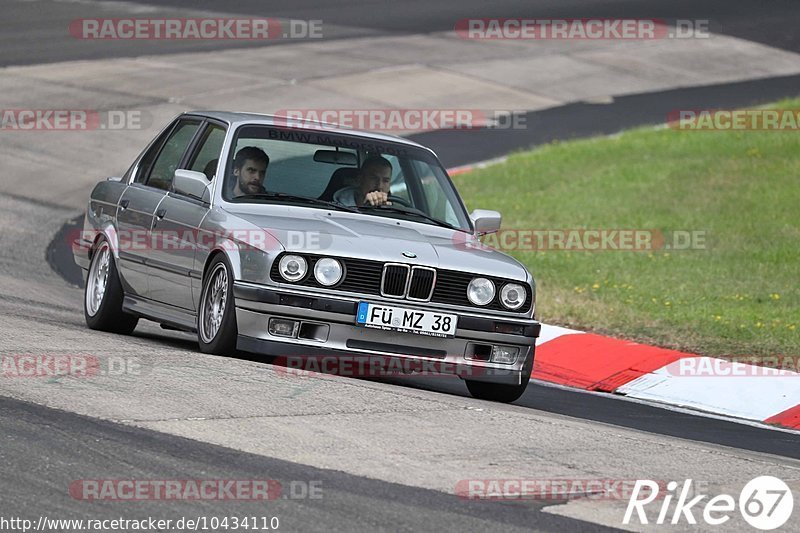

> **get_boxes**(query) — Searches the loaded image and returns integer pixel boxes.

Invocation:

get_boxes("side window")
[133,125,174,185]
[189,124,226,181]
[142,120,201,191]
[412,160,460,226]
[383,155,411,203]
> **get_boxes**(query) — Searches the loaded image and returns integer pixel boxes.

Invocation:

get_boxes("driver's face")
[235,158,267,194]
[358,165,391,196]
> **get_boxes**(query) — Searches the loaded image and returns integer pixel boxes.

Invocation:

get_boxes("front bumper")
[233,282,540,385]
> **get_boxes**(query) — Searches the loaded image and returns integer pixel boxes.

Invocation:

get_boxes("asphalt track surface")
[1,397,611,532]
[2,0,799,67]
[4,1,800,531]
[409,73,800,168]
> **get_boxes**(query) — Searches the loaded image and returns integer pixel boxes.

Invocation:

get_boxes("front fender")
[192,213,285,309]
[195,208,284,284]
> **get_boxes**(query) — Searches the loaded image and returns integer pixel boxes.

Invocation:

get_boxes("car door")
[114,121,177,297]
[147,121,227,310]
[117,117,202,300]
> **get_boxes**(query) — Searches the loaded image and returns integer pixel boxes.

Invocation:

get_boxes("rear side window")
[137,119,201,190]
[133,125,174,185]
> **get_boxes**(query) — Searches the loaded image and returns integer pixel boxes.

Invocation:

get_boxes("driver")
[232,146,269,197]
[333,156,392,207]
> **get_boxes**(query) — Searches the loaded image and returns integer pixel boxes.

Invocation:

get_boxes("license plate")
[355,302,458,338]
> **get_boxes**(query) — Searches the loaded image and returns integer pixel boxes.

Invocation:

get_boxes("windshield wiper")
[358,204,462,231]
[238,192,359,213]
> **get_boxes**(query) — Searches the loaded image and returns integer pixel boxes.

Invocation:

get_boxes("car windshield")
[223,125,472,232]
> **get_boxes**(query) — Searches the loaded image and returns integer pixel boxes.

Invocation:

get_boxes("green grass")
[454,98,800,358]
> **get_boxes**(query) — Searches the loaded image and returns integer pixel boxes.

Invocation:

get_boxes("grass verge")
[454,98,800,358]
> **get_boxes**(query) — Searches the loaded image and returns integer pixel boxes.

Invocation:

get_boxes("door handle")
[119,199,130,210]
[155,208,167,220]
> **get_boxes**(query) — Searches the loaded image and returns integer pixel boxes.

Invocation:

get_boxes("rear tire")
[197,255,238,355]
[84,238,139,334]
[465,349,533,403]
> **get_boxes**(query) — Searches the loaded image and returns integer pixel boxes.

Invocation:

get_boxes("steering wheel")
[387,195,412,208]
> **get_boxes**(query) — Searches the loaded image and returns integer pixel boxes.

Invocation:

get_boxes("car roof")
[185,110,435,154]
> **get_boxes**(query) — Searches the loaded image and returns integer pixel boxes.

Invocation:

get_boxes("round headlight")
[279,255,307,282]
[313,257,343,286]
[500,283,526,310]
[467,277,495,306]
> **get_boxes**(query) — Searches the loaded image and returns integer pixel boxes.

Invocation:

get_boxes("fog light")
[491,345,519,364]
[269,318,299,338]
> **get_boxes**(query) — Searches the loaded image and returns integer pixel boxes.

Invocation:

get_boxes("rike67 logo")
[624,477,794,530]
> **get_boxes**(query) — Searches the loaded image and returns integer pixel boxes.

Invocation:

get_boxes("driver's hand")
[364,191,391,206]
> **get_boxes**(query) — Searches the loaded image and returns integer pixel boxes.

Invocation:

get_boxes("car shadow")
[131,325,536,404]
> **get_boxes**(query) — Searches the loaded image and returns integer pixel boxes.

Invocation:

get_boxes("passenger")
[333,156,393,207]
[232,146,269,197]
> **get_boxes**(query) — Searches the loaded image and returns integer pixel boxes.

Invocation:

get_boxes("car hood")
[228,208,530,282]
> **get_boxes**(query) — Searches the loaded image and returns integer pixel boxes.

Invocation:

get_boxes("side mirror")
[471,209,501,235]
[173,170,211,203]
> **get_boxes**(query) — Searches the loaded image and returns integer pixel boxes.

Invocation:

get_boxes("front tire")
[197,255,238,354]
[465,349,533,403]
[84,238,138,334]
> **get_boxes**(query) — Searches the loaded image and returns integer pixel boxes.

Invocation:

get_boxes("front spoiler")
[237,335,532,385]
[233,282,539,386]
